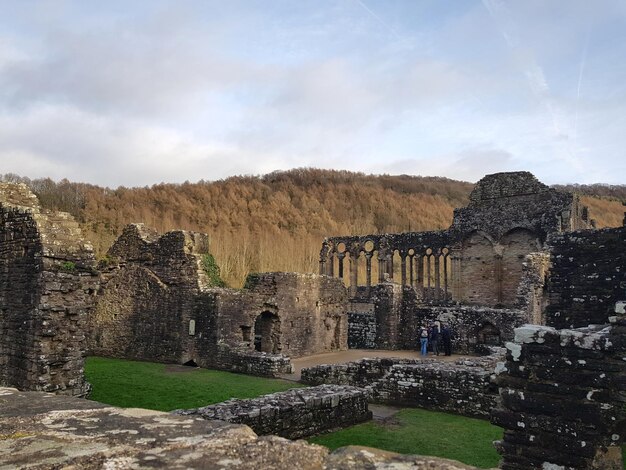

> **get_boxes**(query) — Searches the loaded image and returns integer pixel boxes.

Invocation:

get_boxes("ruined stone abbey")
[0,171,624,469]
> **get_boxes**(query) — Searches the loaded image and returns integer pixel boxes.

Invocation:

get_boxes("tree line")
[1,169,623,287]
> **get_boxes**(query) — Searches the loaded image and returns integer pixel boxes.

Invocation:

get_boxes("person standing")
[419,325,429,356]
[430,321,441,356]
[441,324,452,356]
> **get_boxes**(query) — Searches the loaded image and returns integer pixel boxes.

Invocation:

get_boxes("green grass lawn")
[310,408,503,469]
[86,357,625,469]
[84,356,302,411]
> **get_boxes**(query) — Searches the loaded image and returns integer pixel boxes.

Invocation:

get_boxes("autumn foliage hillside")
[1,169,623,287]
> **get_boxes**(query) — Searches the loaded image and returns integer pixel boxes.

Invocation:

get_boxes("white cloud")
[0,1,625,186]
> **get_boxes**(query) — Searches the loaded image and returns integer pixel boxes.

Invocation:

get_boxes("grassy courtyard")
[310,407,502,469]
[85,356,302,411]
[85,357,625,469]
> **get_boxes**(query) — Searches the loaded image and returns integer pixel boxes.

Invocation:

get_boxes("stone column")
[349,250,358,297]
[434,254,440,301]
[400,252,407,286]
[365,253,372,295]
[416,254,424,295]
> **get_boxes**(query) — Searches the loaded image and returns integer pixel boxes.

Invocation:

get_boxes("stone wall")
[347,312,377,349]
[91,227,347,375]
[492,321,626,469]
[0,183,98,396]
[345,283,526,353]
[320,172,591,310]
[207,272,348,359]
[212,345,293,377]
[302,351,504,419]
[545,227,626,329]
[0,386,481,470]
[451,171,590,242]
[515,251,551,325]
[402,305,527,354]
[174,385,371,439]
[90,224,211,365]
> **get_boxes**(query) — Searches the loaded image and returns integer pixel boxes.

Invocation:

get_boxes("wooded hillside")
[2,169,623,287]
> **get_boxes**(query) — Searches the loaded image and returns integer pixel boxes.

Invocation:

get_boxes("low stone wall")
[174,385,371,439]
[302,357,422,387]
[492,320,626,470]
[371,359,500,418]
[302,352,504,419]
[213,346,293,377]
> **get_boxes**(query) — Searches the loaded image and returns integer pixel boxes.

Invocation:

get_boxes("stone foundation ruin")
[301,350,505,419]
[175,384,371,439]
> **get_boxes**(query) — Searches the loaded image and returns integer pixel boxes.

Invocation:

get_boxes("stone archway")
[254,311,282,354]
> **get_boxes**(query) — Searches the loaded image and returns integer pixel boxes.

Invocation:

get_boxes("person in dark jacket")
[429,321,441,356]
[441,325,453,356]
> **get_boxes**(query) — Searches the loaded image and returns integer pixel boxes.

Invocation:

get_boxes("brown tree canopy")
[2,169,623,287]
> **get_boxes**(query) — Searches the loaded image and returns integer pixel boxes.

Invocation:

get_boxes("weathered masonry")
[0,183,98,396]
[301,350,504,419]
[320,172,594,352]
[90,225,348,376]
[492,319,626,470]
[174,385,371,439]
[544,226,626,329]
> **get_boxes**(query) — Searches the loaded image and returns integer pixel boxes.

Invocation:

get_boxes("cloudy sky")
[1,0,625,187]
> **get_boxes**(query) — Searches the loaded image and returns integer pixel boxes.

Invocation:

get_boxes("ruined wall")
[545,227,626,329]
[492,321,626,470]
[174,385,371,439]
[345,283,526,353]
[515,251,551,325]
[451,171,591,240]
[401,305,527,354]
[92,227,346,375]
[0,183,98,396]
[321,172,589,311]
[302,352,504,419]
[207,273,348,359]
[90,224,211,365]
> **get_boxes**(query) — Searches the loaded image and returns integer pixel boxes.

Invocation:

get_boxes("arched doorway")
[254,311,282,353]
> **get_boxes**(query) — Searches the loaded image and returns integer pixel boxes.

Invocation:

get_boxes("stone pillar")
[365,253,372,295]
[434,254,441,301]
[443,254,449,300]
[425,254,432,301]
[449,245,462,302]
[337,253,345,279]
[319,242,329,275]
[495,253,503,305]
[400,252,407,286]
[349,251,358,297]
[416,254,424,295]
